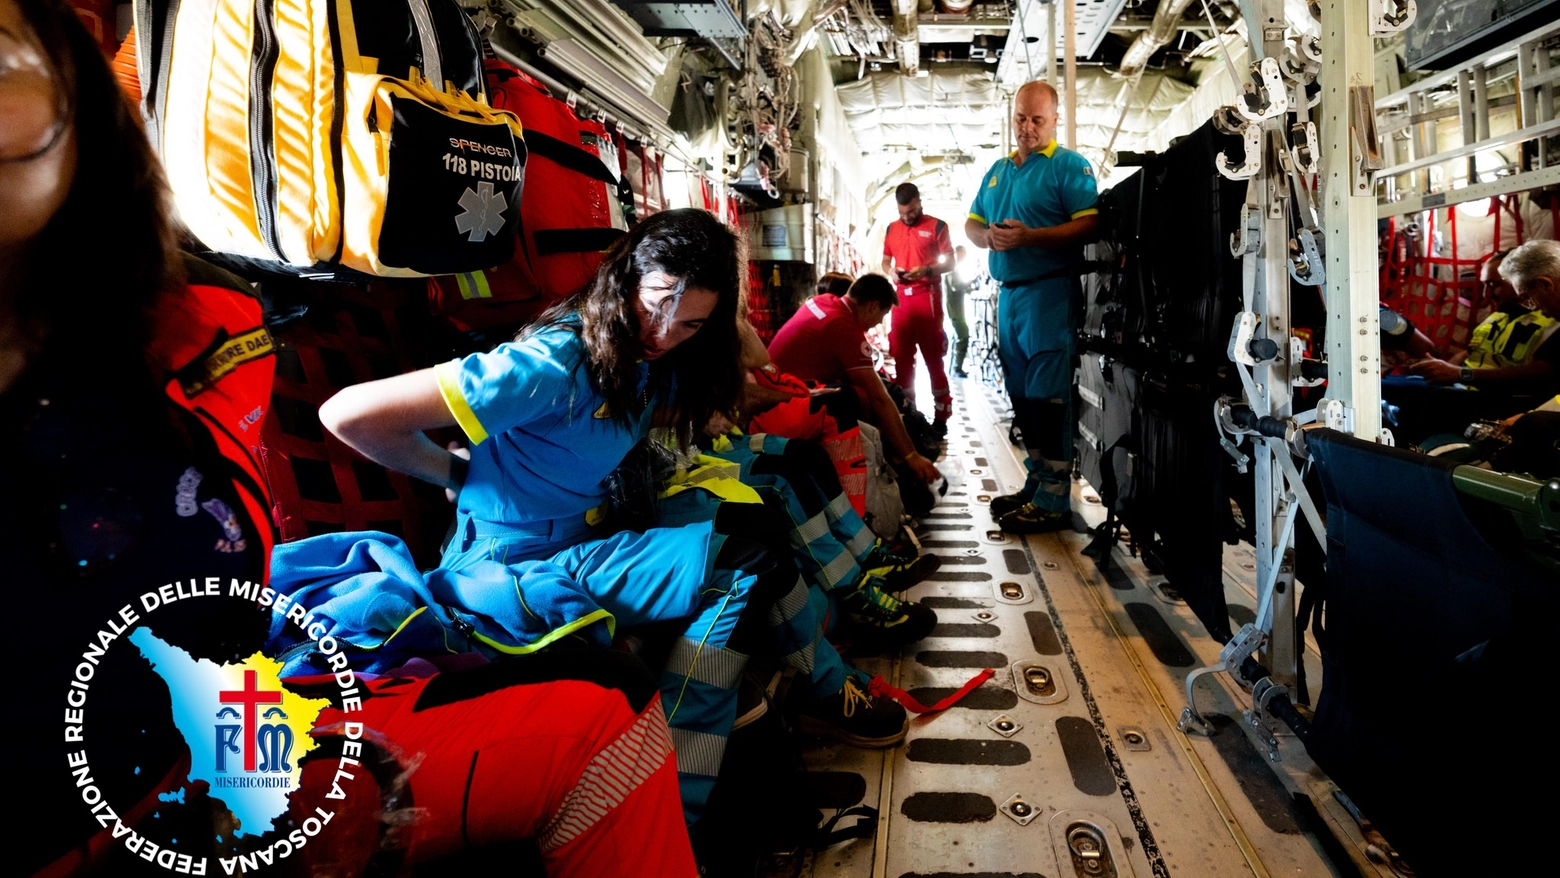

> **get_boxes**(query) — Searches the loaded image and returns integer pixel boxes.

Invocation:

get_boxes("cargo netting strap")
[259,283,451,566]
[868,668,995,713]
[1380,203,1501,357]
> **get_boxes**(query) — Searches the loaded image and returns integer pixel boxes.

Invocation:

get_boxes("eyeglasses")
[0,26,68,163]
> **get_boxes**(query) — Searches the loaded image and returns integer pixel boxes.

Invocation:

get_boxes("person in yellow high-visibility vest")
[1410,249,1558,390]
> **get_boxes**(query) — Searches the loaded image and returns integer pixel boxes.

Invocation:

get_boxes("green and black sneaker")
[861,540,942,593]
[997,503,1070,535]
[839,575,937,648]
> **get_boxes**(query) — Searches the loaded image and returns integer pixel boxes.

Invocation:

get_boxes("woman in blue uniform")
[320,208,785,827]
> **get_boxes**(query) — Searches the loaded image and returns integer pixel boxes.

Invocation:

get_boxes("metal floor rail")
[794,376,1400,878]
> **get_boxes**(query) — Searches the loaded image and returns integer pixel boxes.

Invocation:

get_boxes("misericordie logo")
[65,578,365,875]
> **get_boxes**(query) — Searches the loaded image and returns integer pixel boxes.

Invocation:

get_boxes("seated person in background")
[769,274,942,485]
[1379,305,1437,359]
[815,271,854,299]
[1409,248,1558,390]
[1383,242,1560,444]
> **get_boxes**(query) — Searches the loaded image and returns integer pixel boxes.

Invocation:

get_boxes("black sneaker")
[795,676,908,748]
[989,491,1029,518]
[860,542,942,593]
[840,577,938,648]
[997,503,1070,534]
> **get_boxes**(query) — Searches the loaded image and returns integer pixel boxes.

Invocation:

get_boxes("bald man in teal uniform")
[966,80,1100,533]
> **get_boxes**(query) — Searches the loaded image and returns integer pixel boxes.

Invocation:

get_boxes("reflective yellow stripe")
[332,606,429,652]
[470,608,616,654]
[968,212,988,224]
[1467,310,1556,369]
[434,360,490,446]
[470,271,492,299]
[661,477,762,506]
[455,271,494,300]
[1071,208,1099,219]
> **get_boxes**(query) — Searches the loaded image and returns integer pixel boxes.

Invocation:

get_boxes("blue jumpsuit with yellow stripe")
[968,140,1099,510]
[435,324,758,826]
[654,432,886,697]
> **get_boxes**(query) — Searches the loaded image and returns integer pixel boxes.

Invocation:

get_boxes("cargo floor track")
[791,377,1394,878]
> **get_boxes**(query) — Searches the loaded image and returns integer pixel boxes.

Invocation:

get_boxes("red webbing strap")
[639,141,652,216]
[869,668,995,714]
[1492,196,1503,251]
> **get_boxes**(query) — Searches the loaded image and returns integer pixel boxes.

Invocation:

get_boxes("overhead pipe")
[892,0,920,75]
[1116,0,1199,79]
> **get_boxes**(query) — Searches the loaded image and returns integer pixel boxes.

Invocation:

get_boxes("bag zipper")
[248,0,285,261]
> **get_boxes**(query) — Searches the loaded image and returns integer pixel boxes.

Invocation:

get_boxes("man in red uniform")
[769,274,943,485]
[882,182,955,435]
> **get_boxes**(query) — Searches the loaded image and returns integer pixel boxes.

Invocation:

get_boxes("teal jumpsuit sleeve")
[434,333,574,446]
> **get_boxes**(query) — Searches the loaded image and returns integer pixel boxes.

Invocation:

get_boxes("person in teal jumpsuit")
[966,80,1100,533]
[318,209,774,828]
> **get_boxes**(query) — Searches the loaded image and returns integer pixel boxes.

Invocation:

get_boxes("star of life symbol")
[455,182,508,242]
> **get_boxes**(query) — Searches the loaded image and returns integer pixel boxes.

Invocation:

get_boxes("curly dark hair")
[10,0,182,393]
[530,208,744,446]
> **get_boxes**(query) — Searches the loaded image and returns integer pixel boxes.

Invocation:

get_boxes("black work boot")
[795,676,909,748]
[997,503,1070,534]
[988,491,1029,518]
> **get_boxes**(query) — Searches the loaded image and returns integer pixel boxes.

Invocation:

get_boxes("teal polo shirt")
[968,140,1099,285]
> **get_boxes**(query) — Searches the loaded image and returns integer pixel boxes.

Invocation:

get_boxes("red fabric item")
[426,60,626,331]
[888,285,951,417]
[145,270,278,581]
[748,369,869,517]
[769,294,873,386]
[883,215,953,296]
[869,669,995,713]
[820,426,868,517]
[288,673,694,876]
[67,0,117,55]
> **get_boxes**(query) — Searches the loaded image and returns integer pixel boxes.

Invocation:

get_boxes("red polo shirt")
[884,214,953,296]
[769,294,874,385]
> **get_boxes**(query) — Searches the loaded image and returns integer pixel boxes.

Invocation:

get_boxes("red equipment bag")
[283,653,692,875]
[427,60,628,331]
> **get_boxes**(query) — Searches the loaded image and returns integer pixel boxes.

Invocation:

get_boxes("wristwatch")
[1459,366,1474,383]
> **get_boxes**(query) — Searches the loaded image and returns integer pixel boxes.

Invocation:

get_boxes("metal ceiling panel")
[613,1,748,40]
[999,0,1133,87]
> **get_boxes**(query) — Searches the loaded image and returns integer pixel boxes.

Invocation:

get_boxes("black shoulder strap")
[526,131,617,185]
[181,252,261,300]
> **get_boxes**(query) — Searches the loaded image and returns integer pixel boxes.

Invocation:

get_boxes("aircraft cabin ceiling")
[491,0,1331,222]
